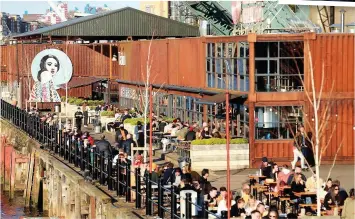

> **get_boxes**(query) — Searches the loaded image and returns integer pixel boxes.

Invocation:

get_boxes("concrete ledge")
[190,144,249,171]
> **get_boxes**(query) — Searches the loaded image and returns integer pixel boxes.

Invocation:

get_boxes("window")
[255,106,303,139]
[145,5,155,14]
[255,41,304,92]
[206,42,249,91]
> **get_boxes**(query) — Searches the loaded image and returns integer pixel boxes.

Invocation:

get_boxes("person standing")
[291,125,308,170]
[74,107,83,131]
[82,102,90,128]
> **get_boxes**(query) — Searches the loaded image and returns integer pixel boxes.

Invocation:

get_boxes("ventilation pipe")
[340,9,346,33]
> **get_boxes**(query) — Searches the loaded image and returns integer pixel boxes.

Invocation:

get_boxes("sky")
[0,1,140,15]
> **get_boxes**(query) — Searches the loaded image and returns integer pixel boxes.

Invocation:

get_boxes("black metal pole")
[146,173,152,216]
[116,160,120,196]
[158,178,164,218]
[135,167,141,209]
[185,193,192,219]
[171,185,177,219]
[87,147,92,178]
[118,159,124,196]
[80,143,85,171]
[100,151,105,185]
[68,136,72,163]
[107,155,113,190]
[125,161,131,202]
[203,201,209,219]
[93,151,98,180]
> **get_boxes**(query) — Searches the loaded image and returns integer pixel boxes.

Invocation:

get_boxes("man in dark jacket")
[185,127,196,141]
[122,134,136,156]
[115,124,128,148]
[162,163,175,185]
[120,109,131,123]
[95,134,112,157]
[74,107,83,131]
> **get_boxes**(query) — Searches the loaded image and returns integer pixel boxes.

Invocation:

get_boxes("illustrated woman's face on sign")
[37,55,60,82]
[45,57,59,75]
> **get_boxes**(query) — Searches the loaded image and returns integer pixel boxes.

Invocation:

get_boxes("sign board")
[29,49,73,102]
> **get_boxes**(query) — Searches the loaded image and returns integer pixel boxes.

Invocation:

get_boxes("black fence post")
[80,143,85,171]
[100,151,105,185]
[87,147,92,178]
[107,155,113,190]
[135,168,141,209]
[158,178,164,218]
[93,151,98,180]
[74,140,79,167]
[145,173,152,216]
[221,210,227,219]
[68,136,73,163]
[171,185,177,219]
[203,201,209,219]
[185,193,192,219]
[116,160,120,196]
[118,159,124,196]
[125,161,131,202]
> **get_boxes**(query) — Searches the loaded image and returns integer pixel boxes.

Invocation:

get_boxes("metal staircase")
[181,1,234,35]
[317,6,331,32]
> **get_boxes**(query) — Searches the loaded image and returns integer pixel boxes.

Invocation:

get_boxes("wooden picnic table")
[293,192,316,198]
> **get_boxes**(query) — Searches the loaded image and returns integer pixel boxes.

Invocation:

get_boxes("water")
[1,190,47,218]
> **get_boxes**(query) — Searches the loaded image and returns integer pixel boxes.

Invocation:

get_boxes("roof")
[67,77,107,89]
[22,14,42,22]
[14,7,199,39]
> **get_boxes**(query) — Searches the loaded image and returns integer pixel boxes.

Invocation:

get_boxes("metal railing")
[0,99,225,219]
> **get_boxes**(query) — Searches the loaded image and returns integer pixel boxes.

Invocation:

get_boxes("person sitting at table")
[173,168,182,187]
[204,187,218,207]
[144,162,159,184]
[201,126,212,139]
[287,166,307,185]
[217,187,228,205]
[341,188,354,219]
[291,173,312,204]
[256,203,267,218]
[246,210,261,219]
[260,157,272,184]
[276,164,291,192]
[217,191,236,217]
[122,134,136,156]
[115,124,128,148]
[332,180,349,204]
[212,128,222,138]
[179,178,195,192]
[324,184,343,212]
[270,163,279,181]
[266,207,279,219]
[306,171,324,192]
[176,124,188,140]
[231,198,246,218]
[170,124,179,137]
[245,195,259,216]
[120,109,131,123]
[235,183,251,204]
[185,127,196,141]
[199,168,209,187]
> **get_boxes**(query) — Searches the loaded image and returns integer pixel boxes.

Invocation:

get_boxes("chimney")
[340,9,346,33]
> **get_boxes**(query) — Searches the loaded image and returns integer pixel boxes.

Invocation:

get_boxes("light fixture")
[353,126,355,130]
[269,108,272,112]
[335,114,338,117]
[312,118,315,121]
[275,111,278,115]
[112,54,117,62]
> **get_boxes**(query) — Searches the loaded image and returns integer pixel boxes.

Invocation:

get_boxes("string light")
[312,118,315,121]
[269,108,273,112]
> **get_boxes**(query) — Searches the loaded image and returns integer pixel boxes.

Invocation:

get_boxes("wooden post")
[248,102,255,167]
[75,185,81,218]
[90,196,96,219]
[9,150,16,200]
[24,152,35,206]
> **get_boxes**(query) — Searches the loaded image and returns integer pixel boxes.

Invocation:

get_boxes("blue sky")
[0,1,140,15]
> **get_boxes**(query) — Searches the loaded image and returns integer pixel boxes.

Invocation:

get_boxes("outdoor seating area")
[3,99,354,219]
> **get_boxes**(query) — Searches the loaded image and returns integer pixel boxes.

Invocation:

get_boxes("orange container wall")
[307,34,355,93]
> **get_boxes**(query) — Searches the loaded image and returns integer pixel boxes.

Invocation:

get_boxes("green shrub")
[74,99,84,106]
[89,106,96,110]
[87,100,95,106]
[100,111,115,117]
[97,100,105,105]
[191,138,248,145]
[163,117,175,123]
[124,118,146,125]
[61,96,66,102]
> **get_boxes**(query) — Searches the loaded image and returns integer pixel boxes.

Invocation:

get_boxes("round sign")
[31,49,73,89]
[29,49,73,102]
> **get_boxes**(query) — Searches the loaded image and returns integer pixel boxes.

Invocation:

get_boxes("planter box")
[190,144,249,171]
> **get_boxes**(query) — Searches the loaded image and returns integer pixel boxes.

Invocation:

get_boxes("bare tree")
[282,41,344,216]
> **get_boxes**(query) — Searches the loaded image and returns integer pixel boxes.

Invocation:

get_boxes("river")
[1,190,47,218]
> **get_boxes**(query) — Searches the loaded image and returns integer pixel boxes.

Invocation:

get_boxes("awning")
[195,93,247,105]
[67,77,107,89]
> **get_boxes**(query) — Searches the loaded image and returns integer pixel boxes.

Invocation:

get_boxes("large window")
[255,106,303,139]
[206,42,249,91]
[255,41,304,92]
